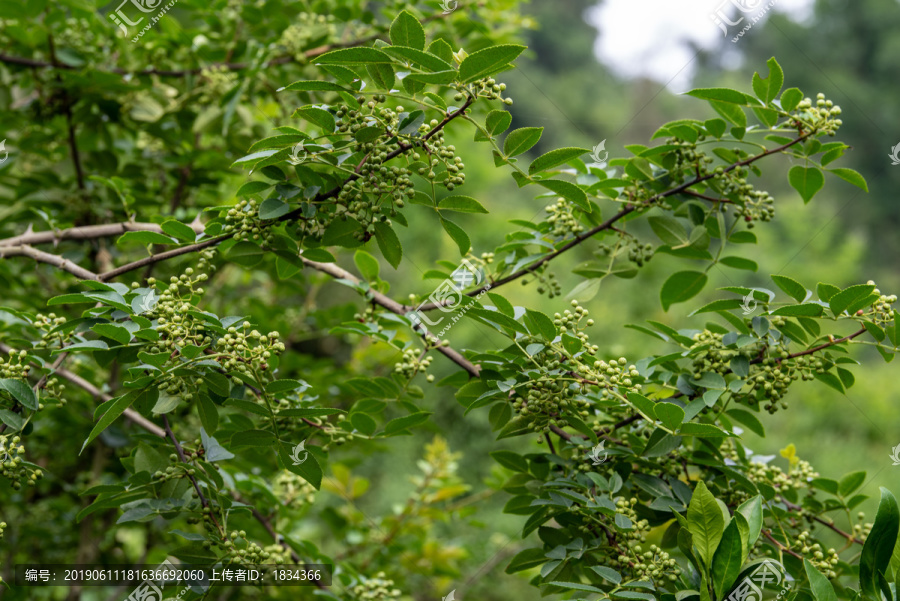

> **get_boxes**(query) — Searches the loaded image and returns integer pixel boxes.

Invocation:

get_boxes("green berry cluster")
[220,530,275,564]
[393,347,434,380]
[214,323,285,383]
[224,199,277,244]
[458,76,512,105]
[350,573,402,601]
[0,435,43,489]
[625,544,681,582]
[533,265,562,298]
[31,313,68,349]
[795,93,843,135]
[545,198,584,238]
[278,14,339,60]
[746,457,818,493]
[152,452,196,483]
[614,497,651,543]
[627,240,654,267]
[199,65,238,104]
[865,281,897,325]
[852,511,873,542]
[0,349,29,379]
[584,358,642,399]
[273,470,316,509]
[797,532,840,578]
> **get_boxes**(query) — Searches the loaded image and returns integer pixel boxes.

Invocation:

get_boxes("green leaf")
[197,395,219,434]
[485,110,512,136]
[523,310,556,341]
[830,284,875,316]
[278,440,322,489]
[160,220,196,242]
[81,389,152,453]
[771,304,824,317]
[709,100,747,128]
[236,181,274,197]
[860,489,899,601]
[626,392,657,421]
[687,481,725,569]
[752,57,784,104]
[736,495,763,546]
[231,429,278,447]
[537,179,589,211]
[389,10,425,50]
[354,250,380,281]
[258,198,291,220]
[505,547,548,573]
[118,231,176,245]
[528,147,589,175]
[781,87,803,112]
[727,409,765,437]
[828,168,868,192]
[771,275,807,302]
[649,215,688,245]
[293,106,335,133]
[686,88,756,105]
[839,471,867,497]
[439,195,488,213]
[490,450,529,472]
[788,166,825,204]
[655,402,685,430]
[660,271,708,311]
[504,127,543,157]
[712,520,744,599]
[315,47,393,64]
[441,217,470,255]
[279,80,349,93]
[373,222,402,268]
[679,423,730,437]
[383,411,431,436]
[0,379,37,410]
[805,558,839,601]
[366,63,395,89]
[720,257,757,272]
[458,45,526,83]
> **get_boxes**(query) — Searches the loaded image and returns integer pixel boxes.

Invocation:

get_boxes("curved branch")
[299,255,480,377]
[0,245,100,280]
[0,341,165,438]
[0,221,203,248]
[418,130,814,311]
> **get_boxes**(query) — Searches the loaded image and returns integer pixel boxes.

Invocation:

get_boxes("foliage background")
[0,0,898,599]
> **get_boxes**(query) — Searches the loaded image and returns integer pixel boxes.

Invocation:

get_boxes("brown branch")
[417,131,814,311]
[0,245,100,280]
[0,342,166,438]
[163,415,223,535]
[750,327,867,365]
[97,235,227,281]
[0,221,203,248]
[761,528,803,559]
[779,496,865,545]
[299,256,480,377]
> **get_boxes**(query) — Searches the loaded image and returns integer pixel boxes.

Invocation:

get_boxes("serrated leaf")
[0,379,37,410]
[439,195,488,213]
[687,480,724,569]
[373,222,402,268]
[661,271,708,311]
[504,127,543,157]
[771,275,807,302]
[528,147,589,175]
[389,10,425,50]
[828,168,868,192]
[458,44,526,83]
[315,47,393,64]
[789,166,825,204]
